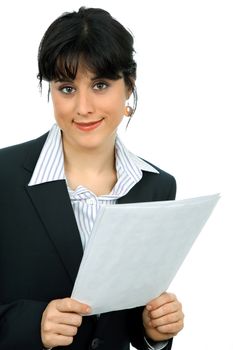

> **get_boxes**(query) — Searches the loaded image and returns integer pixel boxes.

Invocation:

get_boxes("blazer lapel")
[26,181,83,284]
[23,133,83,284]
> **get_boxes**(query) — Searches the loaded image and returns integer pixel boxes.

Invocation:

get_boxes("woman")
[0,7,184,350]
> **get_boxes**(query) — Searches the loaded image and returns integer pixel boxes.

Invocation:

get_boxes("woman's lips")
[73,118,104,131]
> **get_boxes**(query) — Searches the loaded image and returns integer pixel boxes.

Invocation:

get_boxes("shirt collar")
[28,123,159,188]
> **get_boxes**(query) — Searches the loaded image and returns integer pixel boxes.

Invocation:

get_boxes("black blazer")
[0,133,176,350]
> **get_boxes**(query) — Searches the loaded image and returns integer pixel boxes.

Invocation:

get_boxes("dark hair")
[37,7,137,111]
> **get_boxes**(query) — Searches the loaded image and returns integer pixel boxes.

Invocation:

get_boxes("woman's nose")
[76,91,94,116]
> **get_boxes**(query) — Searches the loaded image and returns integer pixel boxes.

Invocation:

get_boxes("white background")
[0,1,232,349]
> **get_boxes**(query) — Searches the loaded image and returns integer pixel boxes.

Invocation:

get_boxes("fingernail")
[146,305,152,311]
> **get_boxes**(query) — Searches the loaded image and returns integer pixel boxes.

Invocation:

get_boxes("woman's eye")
[93,82,108,90]
[59,86,75,94]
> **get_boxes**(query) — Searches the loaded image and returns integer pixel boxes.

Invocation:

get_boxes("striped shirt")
[28,123,159,249]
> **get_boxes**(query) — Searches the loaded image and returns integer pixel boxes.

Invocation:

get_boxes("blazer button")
[91,338,101,349]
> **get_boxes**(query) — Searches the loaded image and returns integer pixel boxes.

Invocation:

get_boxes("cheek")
[115,99,126,118]
[52,96,74,120]
[102,95,126,118]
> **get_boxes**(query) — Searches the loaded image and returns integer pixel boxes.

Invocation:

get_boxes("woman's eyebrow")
[54,78,74,83]
[90,74,107,81]
[53,74,116,84]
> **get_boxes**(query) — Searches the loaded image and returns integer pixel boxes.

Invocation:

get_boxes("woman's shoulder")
[138,156,175,181]
[136,156,177,200]
[0,132,49,185]
[0,132,48,162]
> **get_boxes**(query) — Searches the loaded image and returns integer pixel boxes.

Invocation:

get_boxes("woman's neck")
[62,137,117,194]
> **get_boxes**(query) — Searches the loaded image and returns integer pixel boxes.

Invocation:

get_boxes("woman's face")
[50,63,130,153]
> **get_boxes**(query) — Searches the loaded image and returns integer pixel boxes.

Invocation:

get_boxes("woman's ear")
[125,77,135,99]
[129,77,135,93]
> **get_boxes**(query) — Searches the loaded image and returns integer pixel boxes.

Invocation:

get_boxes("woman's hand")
[41,297,91,348]
[142,292,184,342]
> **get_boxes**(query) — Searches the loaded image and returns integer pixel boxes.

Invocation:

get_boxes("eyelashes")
[57,81,110,95]
[58,86,76,94]
[93,81,109,90]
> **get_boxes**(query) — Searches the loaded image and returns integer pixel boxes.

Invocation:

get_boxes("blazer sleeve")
[167,176,176,201]
[0,299,48,350]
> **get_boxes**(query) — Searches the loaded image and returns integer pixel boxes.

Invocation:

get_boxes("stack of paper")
[71,194,220,315]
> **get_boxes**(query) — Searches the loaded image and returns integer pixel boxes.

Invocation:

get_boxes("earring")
[125,103,134,117]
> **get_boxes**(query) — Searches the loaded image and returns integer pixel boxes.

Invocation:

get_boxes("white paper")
[71,194,220,315]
